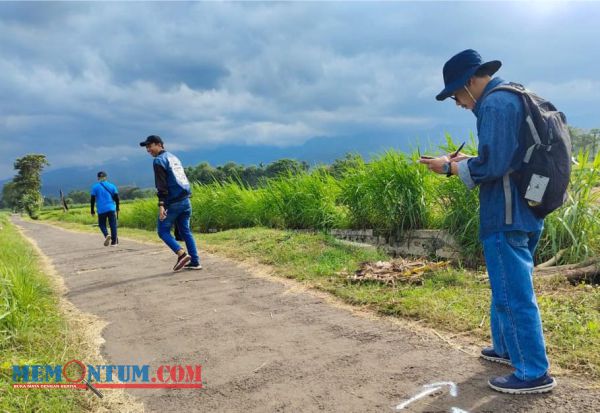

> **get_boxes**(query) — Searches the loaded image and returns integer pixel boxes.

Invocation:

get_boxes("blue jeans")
[483,230,549,381]
[157,198,200,265]
[98,211,117,242]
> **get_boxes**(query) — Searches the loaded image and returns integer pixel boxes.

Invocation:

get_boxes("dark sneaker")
[173,253,191,272]
[110,239,119,247]
[184,262,203,270]
[103,235,111,246]
[488,373,556,394]
[480,347,511,366]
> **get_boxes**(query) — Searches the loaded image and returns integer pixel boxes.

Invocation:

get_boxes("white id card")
[525,174,550,203]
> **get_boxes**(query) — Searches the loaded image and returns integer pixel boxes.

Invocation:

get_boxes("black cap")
[139,135,164,147]
[97,171,107,178]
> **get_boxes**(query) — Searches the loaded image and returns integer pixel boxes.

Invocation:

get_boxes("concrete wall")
[328,229,461,260]
[207,227,462,260]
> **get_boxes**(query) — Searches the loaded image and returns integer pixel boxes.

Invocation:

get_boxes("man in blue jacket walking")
[420,49,556,394]
[90,171,120,246]
[140,135,202,272]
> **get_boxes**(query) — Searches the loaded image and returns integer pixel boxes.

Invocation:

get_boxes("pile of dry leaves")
[347,258,450,286]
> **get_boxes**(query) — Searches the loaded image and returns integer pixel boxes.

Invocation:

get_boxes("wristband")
[442,162,452,177]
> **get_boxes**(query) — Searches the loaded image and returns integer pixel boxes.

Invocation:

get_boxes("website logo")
[12,360,203,397]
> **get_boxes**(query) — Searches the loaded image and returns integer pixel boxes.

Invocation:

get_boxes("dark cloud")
[113,60,229,91]
[0,2,87,26]
[1,2,599,179]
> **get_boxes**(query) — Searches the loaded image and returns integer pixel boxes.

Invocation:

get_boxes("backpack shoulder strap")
[485,82,542,158]
[482,83,531,226]
[483,82,526,98]
[99,182,115,197]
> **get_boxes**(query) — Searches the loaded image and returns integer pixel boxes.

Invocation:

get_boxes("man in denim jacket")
[140,135,202,272]
[420,49,556,394]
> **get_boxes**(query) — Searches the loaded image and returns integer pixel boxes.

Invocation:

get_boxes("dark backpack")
[486,82,572,223]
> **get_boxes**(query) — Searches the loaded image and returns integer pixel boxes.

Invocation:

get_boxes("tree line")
[0,154,364,216]
[1,154,48,218]
[570,127,600,156]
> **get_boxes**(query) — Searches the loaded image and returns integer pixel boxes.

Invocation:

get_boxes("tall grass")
[433,175,482,262]
[190,180,265,231]
[39,144,600,266]
[428,135,483,262]
[540,151,600,263]
[0,214,87,412]
[262,170,347,229]
[117,172,347,232]
[339,151,429,235]
[118,197,156,231]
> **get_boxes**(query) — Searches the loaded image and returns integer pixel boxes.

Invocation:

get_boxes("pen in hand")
[419,143,465,160]
[451,142,466,159]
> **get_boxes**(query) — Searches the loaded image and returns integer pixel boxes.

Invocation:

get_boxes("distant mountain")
[2,132,438,197]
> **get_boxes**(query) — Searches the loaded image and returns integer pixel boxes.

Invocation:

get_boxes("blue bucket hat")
[436,49,502,101]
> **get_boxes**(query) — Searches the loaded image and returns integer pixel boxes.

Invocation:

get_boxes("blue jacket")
[457,77,544,240]
[153,151,191,206]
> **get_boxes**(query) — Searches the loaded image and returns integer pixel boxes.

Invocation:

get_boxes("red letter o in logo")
[171,365,185,383]
[63,359,86,383]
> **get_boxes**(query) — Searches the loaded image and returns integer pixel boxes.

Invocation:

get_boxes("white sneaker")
[103,235,111,246]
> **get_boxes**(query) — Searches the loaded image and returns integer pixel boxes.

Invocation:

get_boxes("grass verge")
[0,213,90,412]
[0,214,143,412]
[37,211,600,381]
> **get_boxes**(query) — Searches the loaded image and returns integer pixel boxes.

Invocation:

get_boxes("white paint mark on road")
[424,381,458,397]
[395,381,469,412]
[395,386,441,410]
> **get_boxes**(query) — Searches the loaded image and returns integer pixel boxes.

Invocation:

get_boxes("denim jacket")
[456,77,543,240]
[153,151,191,206]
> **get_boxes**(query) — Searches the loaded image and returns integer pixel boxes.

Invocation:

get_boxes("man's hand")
[159,206,167,221]
[419,155,450,174]
[91,211,95,216]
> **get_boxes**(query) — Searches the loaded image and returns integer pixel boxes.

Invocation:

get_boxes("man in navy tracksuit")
[139,135,201,271]
[90,171,120,246]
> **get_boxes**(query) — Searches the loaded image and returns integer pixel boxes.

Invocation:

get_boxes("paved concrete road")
[14,217,598,412]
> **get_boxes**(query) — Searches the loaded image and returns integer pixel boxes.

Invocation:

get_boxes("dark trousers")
[98,211,118,243]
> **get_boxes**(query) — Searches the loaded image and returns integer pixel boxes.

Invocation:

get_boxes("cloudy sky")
[1,1,599,180]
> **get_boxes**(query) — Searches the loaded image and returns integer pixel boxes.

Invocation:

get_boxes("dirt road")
[13,217,598,412]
